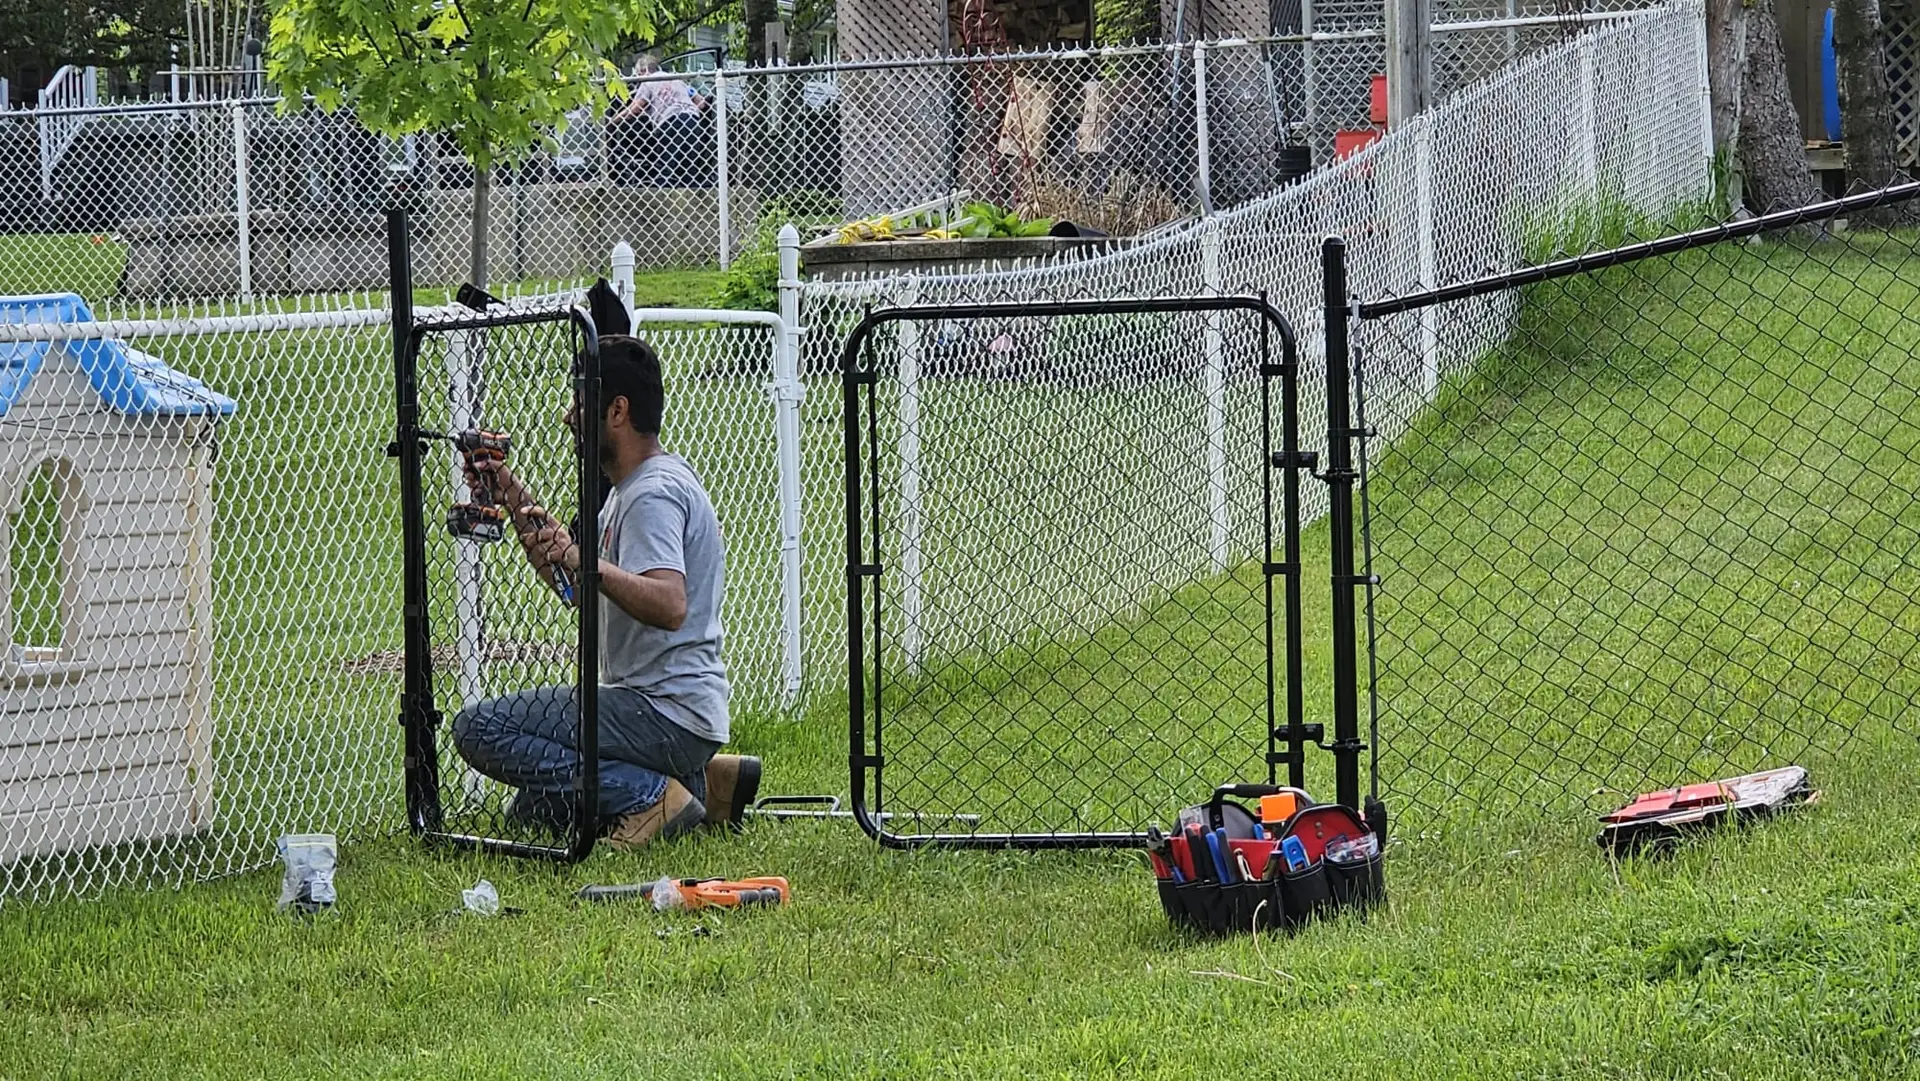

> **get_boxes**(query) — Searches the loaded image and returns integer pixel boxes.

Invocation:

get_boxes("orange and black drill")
[436,429,511,544]
[430,428,578,603]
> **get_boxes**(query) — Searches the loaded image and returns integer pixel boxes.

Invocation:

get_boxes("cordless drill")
[444,429,511,544]
[433,428,575,602]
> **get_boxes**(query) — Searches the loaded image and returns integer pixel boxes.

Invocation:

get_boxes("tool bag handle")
[1209,783,1315,806]
[1183,784,1318,836]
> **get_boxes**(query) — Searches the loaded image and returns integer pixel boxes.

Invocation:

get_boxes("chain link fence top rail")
[0,0,1677,310]
[1351,186,1920,822]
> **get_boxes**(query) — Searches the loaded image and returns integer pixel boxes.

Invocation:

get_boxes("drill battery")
[446,503,507,543]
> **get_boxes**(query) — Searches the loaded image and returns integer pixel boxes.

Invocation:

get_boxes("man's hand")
[518,505,579,574]
[464,454,533,512]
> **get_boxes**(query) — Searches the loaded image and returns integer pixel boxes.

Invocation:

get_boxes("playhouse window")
[9,460,72,660]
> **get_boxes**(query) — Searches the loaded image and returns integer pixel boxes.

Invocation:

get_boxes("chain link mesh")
[1,307,397,899]
[409,308,597,851]
[1353,192,1920,820]
[804,0,1715,829]
[0,0,1732,896]
[0,4,1692,303]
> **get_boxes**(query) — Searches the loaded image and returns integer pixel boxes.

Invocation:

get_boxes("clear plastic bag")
[275,833,337,915]
[649,877,684,911]
[462,879,501,917]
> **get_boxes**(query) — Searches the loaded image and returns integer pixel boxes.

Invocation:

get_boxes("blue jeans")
[451,685,721,828]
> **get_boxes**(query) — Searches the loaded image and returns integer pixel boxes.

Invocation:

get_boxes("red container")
[1369,74,1389,125]
[1335,128,1383,160]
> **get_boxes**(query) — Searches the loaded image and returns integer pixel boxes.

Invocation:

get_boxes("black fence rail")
[839,296,1375,848]
[1331,184,1920,820]
[389,210,606,860]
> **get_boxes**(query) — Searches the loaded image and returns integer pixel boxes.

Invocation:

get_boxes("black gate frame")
[387,209,606,862]
[841,295,1366,848]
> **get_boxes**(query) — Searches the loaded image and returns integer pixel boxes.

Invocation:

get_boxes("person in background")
[609,54,708,186]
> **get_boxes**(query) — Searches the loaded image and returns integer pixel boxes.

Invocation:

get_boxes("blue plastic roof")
[0,293,238,420]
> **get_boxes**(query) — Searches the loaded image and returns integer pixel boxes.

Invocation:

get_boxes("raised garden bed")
[799,234,1127,281]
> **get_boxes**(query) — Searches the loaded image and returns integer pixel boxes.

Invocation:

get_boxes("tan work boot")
[704,754,762,832]
[602,779,706,851]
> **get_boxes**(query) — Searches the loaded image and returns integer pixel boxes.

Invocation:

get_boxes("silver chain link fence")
[2,0,1720,899]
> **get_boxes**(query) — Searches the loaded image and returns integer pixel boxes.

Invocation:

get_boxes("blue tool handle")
[553,565,577,604]
[1282,836,1309,872]
[1207,830,1233,884]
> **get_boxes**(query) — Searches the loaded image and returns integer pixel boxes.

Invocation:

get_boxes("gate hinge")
[1263,561,1293,577]
[1336,573,1381,587]
[1259,361,1292,378]
[853,563,883,577]
[1275,723,1325,747]
[1320,736,1369,755]
[399,705,444,731]
[856,754,884,770]
[1270,450,1319,471]
[846,370,878,386]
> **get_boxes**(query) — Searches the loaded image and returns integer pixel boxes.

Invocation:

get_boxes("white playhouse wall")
[1,353,217,865]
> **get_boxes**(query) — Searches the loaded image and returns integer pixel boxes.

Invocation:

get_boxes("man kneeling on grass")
[451,335,760,849]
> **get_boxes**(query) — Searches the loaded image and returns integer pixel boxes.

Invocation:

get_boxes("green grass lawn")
[3,737,1917,1079]
[0,230,723,312]
[3,236,1919,1077]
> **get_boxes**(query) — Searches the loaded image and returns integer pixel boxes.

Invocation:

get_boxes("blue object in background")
[1822,6,1841,141]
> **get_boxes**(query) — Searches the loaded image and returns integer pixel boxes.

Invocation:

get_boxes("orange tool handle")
[684,876,790,909]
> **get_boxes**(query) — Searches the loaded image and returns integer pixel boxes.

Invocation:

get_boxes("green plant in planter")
[714,217,784,312]
[956,202,1056,239]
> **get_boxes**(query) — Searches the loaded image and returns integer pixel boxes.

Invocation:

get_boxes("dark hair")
[596,334,664,434]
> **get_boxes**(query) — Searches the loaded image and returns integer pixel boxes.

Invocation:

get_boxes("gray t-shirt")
[595,453,730,742]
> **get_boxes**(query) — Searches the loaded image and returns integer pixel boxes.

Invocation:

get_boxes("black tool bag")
[1149,784,1385,936]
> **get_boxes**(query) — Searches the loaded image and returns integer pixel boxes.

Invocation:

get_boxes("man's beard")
[570,427,616,466]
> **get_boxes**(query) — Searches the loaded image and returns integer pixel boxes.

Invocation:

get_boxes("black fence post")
[1322,236,1363,813]
[388,207,443,836]
[568,316,603,861]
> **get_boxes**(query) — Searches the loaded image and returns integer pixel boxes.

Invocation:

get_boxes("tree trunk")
[745,0,778,65]
[1737,0,1825,214]
[743,0,779,193]
[471,162,491,289]
[1833,0,1918,222]
[1705,0,1747,210]
[1705,0,1745,154]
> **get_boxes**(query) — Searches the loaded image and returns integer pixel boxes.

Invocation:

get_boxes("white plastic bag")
[275,833,337,915]
[649,877,684,912]
[462,879,501,917]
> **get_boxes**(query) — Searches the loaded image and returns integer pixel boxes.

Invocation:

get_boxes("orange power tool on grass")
[575,877,790,910]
